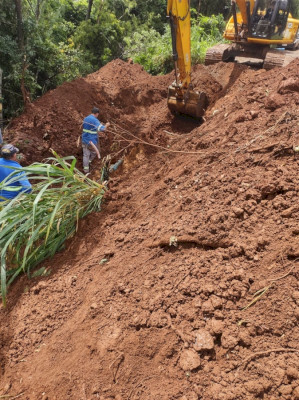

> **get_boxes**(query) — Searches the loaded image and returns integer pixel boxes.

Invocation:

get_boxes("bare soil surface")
[1,59,299,400]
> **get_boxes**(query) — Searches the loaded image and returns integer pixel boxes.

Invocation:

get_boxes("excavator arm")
[167,0,191,88]
[166,0,207,118]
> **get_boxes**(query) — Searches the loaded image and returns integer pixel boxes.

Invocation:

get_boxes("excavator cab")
[250,0,290,39]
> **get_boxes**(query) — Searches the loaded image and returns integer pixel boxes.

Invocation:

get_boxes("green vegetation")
[191,14,226,63]
[0,152,105,305]
[124,13,225,75]
[1,0,231,119]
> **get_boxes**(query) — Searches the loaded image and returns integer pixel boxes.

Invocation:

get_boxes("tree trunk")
[14,0,31,107]
[20,57,31,107]
[14,0,24,50]
[36,0,41,20]
[86,0,94,20]
[97,0,105,24]
[197,0,202,13]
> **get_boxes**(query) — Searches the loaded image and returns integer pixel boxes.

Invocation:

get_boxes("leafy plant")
[73,11,126,68]
[0,152,106,306]
[191,14,226,64]
[124,26,173,74]
[124,13,226,74]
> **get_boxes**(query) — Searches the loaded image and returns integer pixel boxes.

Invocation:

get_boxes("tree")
[0,0,92,118]
[14,0,31,107]
[193,0,231,17]
[74,11,125,68]
[86,0,94,20]
[14,0,24,50]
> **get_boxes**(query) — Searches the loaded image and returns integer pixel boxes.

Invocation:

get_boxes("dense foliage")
[124,13,225,75]
[1,0,299,119]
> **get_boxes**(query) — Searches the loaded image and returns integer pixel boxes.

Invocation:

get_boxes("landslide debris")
[0,59,298,400]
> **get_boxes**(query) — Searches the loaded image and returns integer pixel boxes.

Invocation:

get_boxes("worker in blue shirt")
[0,144,32,201]
[82,107,110,174]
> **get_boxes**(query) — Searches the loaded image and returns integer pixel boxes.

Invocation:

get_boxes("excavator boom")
[167,0,207,118]
[167,0,191,87]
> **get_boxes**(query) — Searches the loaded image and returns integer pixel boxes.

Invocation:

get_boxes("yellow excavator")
[167,0,299,118]
[206,0,299,69]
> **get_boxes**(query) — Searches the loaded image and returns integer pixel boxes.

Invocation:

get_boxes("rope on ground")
[109,122,206,155]
[82,109,298,175]
[109,113,296,161]
[239,348,299,369]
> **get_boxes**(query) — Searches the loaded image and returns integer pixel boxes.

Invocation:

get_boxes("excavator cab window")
[250,0,290,39]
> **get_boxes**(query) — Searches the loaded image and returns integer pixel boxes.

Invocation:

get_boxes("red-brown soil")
[0,59,299,400]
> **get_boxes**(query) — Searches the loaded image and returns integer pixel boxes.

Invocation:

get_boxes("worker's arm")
[97,122,110,132]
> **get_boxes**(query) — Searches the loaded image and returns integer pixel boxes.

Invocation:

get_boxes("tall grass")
[0,152,106,306]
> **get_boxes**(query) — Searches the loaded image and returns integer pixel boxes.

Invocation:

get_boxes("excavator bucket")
[167,85,207,119]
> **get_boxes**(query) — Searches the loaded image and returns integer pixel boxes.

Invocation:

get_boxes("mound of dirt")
[0,59,299,400]
[3,60,245,166]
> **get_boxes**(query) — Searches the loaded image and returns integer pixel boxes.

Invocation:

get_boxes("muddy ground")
[0,58,299,400]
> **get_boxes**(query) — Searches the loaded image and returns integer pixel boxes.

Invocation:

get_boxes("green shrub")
[0,152,106,306]
[124,13,226,74]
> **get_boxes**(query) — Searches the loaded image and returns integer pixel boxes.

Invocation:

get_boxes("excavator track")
[205,44,232,65]
[263,49,299,70]
[205,44,299,70]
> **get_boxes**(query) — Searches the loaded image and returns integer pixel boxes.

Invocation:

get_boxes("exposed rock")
[264,93,285,110]
[278,77,299,94]
[193,329,214,351]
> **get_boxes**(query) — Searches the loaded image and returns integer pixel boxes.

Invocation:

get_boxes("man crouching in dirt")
[82,107,110,174]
